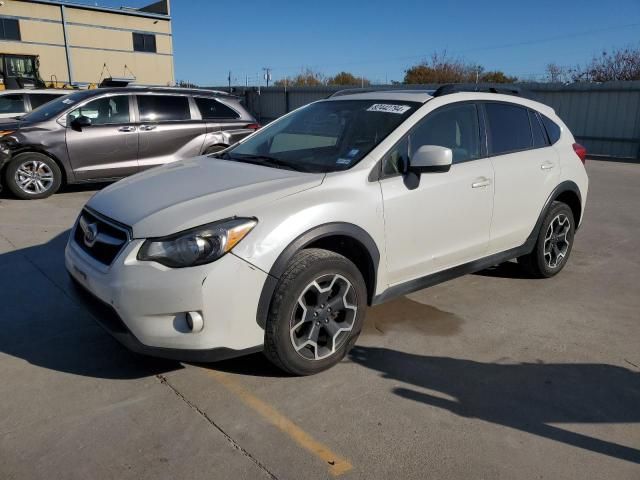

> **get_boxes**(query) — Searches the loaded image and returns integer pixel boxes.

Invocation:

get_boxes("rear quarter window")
[540,114,561,144]
[195,97,240,119]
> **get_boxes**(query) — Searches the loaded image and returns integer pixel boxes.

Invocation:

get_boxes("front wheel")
[518,201,575,278]
[264,248,367,375]
[4,152,62,199]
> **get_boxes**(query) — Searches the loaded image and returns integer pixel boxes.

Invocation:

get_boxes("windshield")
[225,100,419,173]
[21,90,95,123]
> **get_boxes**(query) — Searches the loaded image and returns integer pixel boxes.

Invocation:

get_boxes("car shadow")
[349,346,640,464]
[0,230,181,379]
[473,260,537,279]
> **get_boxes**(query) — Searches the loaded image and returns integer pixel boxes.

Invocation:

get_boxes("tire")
[264,248,367,375]
[518,201,575,278]
[4,152,62,200]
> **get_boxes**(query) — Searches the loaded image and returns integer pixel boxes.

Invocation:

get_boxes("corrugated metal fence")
[214,81,640,160]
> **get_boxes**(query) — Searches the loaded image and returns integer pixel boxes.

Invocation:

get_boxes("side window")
[0,18,21,41]
[132,32,156,53]
[382,137,409,176]
[0,94,25,113]
[68,96,130,125]
[137,95,191,122]
[485,103,533,155]
[540,114,561,144]
[529,110,548,148]
[195,97,240,119]
[410,103,481,164]
[29,94,64,110]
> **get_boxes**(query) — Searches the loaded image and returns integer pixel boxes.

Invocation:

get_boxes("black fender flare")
[255,222,380,329]
[523,180,583,252]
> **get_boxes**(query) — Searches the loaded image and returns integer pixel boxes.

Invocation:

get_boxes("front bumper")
[65,235,268,360]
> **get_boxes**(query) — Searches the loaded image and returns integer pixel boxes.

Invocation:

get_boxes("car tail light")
[573,143,587,164]
[245,123,261,131]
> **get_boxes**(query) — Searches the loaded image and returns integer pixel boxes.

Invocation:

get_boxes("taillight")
[245,123,260,131]
[573,143,587,164]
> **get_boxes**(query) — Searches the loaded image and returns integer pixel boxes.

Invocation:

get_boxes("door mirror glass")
[410,145,452,173]
[71,115,92,130]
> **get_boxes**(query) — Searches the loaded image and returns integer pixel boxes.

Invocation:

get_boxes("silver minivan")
[0,87,258,199]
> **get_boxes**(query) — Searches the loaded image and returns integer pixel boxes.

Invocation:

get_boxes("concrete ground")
[0,160,638,479]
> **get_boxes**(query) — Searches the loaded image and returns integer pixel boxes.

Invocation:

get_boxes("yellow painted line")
[203,368,353,476]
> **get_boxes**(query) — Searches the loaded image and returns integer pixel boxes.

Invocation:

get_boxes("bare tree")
[572,47,640,82]
[545,63,569,83]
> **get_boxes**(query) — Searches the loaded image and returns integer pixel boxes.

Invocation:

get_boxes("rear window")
[0,93,24,113]
[137,95,191,122]
[29,93,64,110]
[195,97,240,119]
[540,114,561,144]
[485,103,532,155]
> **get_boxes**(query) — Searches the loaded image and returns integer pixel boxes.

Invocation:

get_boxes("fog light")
[185,311,204,332]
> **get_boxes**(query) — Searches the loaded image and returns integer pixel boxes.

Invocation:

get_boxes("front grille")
[73,208,130,266]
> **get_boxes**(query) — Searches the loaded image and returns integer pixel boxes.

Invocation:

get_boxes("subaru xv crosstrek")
[65,85,589,375]
[0,87,258,199]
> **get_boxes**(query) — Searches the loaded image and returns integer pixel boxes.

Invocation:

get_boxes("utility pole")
[263,67,272,87]
[227,71,232,92]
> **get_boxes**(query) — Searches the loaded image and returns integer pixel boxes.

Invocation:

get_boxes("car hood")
[87,156,324,238]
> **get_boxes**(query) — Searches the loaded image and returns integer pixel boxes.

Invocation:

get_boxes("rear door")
[65,94,139,181]
[135,94,206,170]
[483,102,560,254]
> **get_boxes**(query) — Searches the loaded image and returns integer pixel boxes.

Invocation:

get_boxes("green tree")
[479,70,518,83]
[274,68,325,87]
[327,71,370,86]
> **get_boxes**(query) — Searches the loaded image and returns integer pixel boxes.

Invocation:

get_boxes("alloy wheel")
[544,213,571,268]
[290,273,357,361]
[14,160,54,195]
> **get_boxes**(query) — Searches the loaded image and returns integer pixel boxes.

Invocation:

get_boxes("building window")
[132,32,156,53]
[0,18,21,41]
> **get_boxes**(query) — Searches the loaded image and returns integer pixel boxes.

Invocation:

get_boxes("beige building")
[0,0,173,88]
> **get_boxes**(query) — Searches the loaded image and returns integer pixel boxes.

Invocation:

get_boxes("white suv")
[65,86,589,375]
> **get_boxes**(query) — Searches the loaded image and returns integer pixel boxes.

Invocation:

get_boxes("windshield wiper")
[225,153,301,171]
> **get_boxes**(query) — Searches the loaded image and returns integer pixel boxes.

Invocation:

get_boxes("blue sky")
[98,0,640,85]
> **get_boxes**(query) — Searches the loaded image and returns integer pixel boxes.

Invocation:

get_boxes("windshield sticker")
[336,158,352,165]
[367,104,411,114]
[62,99,75,104]
[347,148,359,158]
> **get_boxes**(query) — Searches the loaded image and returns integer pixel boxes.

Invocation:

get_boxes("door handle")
[472,177,492,188]
[139,124,157,131]
[541,162,555,170]
[118,126,136,132]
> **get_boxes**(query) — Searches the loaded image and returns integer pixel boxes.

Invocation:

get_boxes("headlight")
[137,217,257,268]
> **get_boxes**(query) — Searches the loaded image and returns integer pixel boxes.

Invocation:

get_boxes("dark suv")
[0,87,258,199]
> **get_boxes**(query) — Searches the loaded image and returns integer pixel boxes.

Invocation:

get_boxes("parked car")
[0,88,69,119]
[0,87,258,199]
[66,85,589,375]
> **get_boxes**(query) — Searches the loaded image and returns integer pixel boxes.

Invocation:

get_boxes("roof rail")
[432,83,521,97]
[329,86,440,98]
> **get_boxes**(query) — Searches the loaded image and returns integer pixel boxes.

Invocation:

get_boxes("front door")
[380,102,494,285]
[65,94,138,181]
[135,94,206,170]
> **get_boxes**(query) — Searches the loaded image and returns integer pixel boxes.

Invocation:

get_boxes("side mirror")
[409,145,452,173]
[71,115,92,130]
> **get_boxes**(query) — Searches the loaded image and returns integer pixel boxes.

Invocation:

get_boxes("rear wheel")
[4,152,62,199]
[264,248,367,375]
[518,201,575,278]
